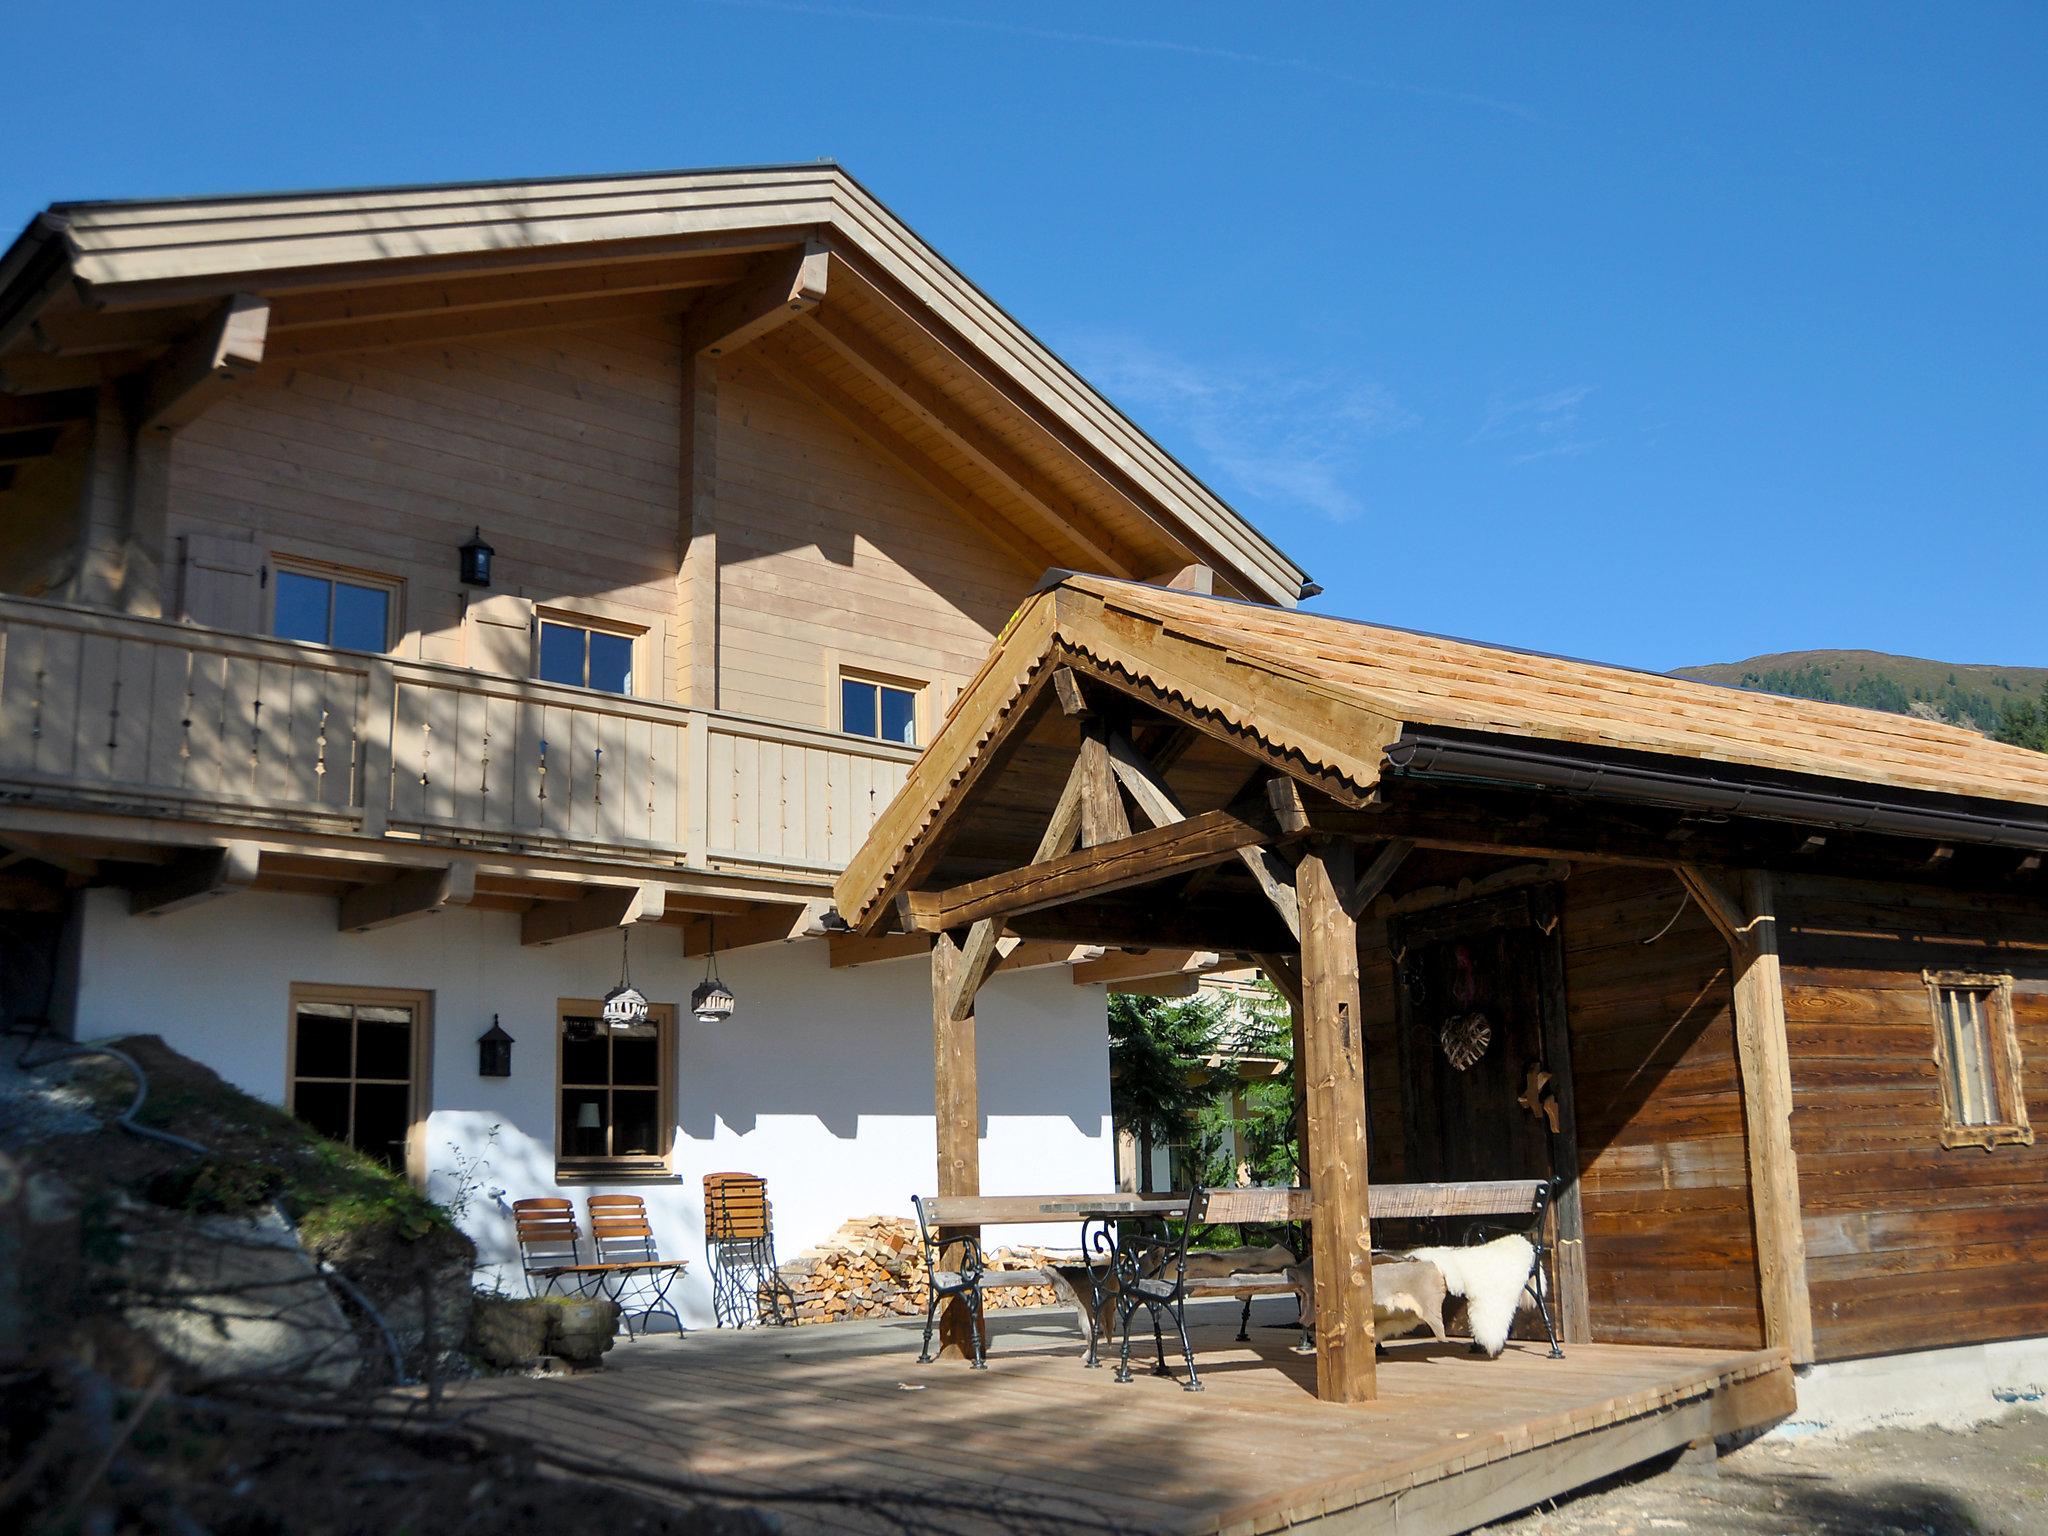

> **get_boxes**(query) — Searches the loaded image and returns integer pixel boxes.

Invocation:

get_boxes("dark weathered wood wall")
[1776,874,2048,1361]
[1565,866,1767,1349]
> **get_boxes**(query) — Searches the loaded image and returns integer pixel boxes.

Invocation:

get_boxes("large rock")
[116,1200,358,1389]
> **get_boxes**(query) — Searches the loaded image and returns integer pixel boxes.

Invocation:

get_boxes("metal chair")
[911,1193,988,1369]
[703,1172,797,1327]
[1087,1187,1209,1391]
[585,1194,688,1338]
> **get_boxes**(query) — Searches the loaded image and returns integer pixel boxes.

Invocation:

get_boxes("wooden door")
[1394,921,1553,1185]
[1389,885,1591,1343]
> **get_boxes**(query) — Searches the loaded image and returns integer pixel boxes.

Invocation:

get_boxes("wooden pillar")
[930,929,983,1359]
[1297,841,1377,1403]
[1679,866,1816,1364]
[1531,884,1592,1345]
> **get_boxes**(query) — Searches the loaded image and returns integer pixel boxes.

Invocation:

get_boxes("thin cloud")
[1471,383,1600,465]
[1064,332,1417,524]
[699,0,1542,122]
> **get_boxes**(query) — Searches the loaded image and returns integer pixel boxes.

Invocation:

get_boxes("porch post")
[1297,840,1377,1403]
[931,928,983,1359]
[1679,866,1815,1364]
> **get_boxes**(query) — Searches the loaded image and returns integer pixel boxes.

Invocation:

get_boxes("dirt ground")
[1483,1411,2048,1536]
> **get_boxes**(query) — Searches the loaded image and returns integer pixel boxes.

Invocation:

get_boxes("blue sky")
[6,3,2042,671]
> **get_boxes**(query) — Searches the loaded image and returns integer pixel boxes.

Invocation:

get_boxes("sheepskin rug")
[1399,1234,1537,1358]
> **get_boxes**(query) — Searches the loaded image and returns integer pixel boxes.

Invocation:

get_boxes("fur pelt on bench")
[1288,1257,1448,1344]
[1397,1234,1536,1358]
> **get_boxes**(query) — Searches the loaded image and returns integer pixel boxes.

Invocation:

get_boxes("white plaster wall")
[1771,1336,2048,1439]
[69,887,1113,1326]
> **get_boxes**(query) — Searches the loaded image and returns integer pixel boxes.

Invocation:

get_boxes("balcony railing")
[0,595,916,878]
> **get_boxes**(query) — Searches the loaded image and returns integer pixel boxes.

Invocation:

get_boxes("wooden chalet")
[836,572,2048,1406]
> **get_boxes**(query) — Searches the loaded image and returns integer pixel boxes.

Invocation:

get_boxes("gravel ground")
[0,1037,104,1147]
[1482,1411,2048,1535]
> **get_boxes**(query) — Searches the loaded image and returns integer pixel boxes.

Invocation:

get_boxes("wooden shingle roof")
[835,573,2048,925]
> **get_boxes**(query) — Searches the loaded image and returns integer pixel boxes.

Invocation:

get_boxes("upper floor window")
[1926,971,2032,1149]
[841,672,919,746]
[539,618,636,695]
[273,563,396,653]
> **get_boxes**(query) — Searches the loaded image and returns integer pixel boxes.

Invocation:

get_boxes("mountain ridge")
[1672,649,2048,737]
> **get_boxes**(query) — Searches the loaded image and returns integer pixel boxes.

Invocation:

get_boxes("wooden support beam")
[128,842,259,916]
[828,931,933,967]
[1078,719,1131,848]
[683,240,829,358]
[519,882,666,947]
[1677,865,1815,1365]
[939,752,1088,1020]
[804,302,1133,576]
[135,295,268,432]
[930,929,984,1361]
[1297,840,1376,1402]
[902,804,1279,934]
[680,899,833,956]
[338,863,476,933]
[1006,898,1294,953]
[753,347,1061,575]
[1343,839,1415,919]
[1143,562,1214,594]
[1070,948,1225,987]
[1109,731,1300,938]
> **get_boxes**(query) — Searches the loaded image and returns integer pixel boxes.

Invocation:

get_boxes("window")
[556,999,676,1177]
[841,673,919,746]
[272,564,395,653]
[538,618,636,695]
[286,986,432,1178]
[1926,971,2032,1149]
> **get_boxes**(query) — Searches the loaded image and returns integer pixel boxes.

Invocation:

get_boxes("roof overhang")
[834,573,2048,930]
[0,163,1309,605]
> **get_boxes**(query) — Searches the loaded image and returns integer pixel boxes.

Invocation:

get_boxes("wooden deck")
[449,1302,1793,1535]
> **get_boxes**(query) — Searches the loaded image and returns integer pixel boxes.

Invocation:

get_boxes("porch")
[449,1304,1792,1535]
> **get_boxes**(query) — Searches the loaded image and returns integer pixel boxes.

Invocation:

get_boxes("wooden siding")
[711,353,1040,727]
[1565,866,1767,1350]
[162,319,686,680]
[1776,874,2048,1361]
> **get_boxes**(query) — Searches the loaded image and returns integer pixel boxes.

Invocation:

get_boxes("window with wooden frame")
[286,985,433,1180]
[270,557,402,654]
[536,611,643,697]
[1926,971,2032,1149]
[556,999,677,1178]
[839,669,922,747]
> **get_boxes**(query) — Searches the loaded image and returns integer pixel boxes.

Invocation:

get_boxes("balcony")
[0,594,917,893]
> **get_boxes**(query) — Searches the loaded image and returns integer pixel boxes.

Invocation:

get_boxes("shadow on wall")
[676,946,1108,1141]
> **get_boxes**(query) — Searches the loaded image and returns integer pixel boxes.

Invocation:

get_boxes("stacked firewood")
[776,1215,1061,1324]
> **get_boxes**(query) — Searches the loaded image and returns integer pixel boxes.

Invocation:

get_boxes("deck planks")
[444,1306,1788,1536]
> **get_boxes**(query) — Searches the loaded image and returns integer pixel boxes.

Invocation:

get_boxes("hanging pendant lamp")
[692,917,737,1024]
[601,927,651,1030]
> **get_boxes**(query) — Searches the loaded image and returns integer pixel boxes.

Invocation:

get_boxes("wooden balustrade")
[0,595,920,876]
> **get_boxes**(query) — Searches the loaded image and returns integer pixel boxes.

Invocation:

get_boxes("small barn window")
[841,671,920,746]
[1926,972,2031,1149]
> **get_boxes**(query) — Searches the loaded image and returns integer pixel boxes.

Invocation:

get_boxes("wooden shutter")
[179,533,262,632]
[468,593,535,676]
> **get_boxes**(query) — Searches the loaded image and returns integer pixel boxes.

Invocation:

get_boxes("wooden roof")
[0,163,1307,605]
[835,573,2048,925]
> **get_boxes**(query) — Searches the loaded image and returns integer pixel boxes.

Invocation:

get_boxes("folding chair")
[585,1194,688,1338]
[704,1172,798,1327]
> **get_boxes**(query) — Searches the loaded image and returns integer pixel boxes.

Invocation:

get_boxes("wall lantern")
[601,928,650,1031]
[691,918,738,1024]
[477,1015,514,1077]
[458,526,495,588]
